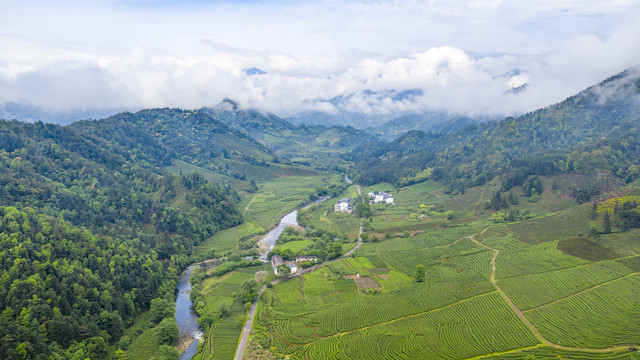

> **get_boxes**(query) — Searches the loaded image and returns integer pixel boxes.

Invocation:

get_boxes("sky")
[1,0,639,120]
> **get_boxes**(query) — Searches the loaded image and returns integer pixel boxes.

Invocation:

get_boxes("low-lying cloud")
[1,0,639,123]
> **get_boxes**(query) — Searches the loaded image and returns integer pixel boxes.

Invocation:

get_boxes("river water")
[176,266,203,360]
[258,210,298,260]
[175,196,330,359]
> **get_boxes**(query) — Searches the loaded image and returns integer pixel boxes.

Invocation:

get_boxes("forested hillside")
[351,69,640,193]
[199,102,376,170]
[0,109,268,358]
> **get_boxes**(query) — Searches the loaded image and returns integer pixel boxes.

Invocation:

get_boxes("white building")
[296,256,318,263]
[373,191,394,204]
[334,198,354,213]
[272,255,298,275]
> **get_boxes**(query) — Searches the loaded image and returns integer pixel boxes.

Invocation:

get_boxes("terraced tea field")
[245,180,640,359]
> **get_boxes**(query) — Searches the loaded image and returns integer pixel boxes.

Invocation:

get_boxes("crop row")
[499,260,633,310]
[379,239,484,275]
[526,273,640,348]
[289,292,538,359]
[496,240,589,279]
[270,276,494,343]
[482,346,639,359]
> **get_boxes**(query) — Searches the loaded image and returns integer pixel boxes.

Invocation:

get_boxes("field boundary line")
[468,229,640,353]
[522,272,638,313]
[463,344,544,360]
[496,253,640,281]
[293,290,499,345]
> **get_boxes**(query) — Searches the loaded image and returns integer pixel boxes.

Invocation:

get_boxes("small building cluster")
[272,255,318,275]
[368,191,394,204]
[334,198,354,213]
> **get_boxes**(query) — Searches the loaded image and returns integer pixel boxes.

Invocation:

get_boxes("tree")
[414,265,425,282]
[157,318,179,345]
[254,271,268,284]
[276,264,291,277]
[603,212,612,234]
[158,345,180,360]
[150,298,174,324]
[239,279,258,303]
[591,202,598,220]
[355,203,371,218]
[217,300,231,318]
[114,348,127,360]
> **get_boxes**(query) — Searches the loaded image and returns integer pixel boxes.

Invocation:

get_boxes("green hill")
[199,102,377,171]
[351,68,640,192]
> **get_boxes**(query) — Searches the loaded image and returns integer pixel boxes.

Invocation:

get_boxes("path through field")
[468,231,636,355]
[234,220,364,360]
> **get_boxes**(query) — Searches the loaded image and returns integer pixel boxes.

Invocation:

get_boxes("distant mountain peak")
[244,67,267,76]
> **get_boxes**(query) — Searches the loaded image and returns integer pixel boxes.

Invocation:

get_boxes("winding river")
[175,196,329,359]
[175,266,203,360]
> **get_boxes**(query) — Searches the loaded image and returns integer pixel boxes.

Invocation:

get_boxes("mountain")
[351,68,640,191]
[73,108,321,188]
[0,101,126,125]
[0,110,257,357]
[372,111,487,137]
[286,88,427,129]
[200,101,378,170]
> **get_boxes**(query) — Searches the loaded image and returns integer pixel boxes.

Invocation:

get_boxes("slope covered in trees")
[351,69,640,193]
[0,109,264,358]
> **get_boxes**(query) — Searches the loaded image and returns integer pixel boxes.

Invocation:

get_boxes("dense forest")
[351,69,640,195]
[0,110,253,358]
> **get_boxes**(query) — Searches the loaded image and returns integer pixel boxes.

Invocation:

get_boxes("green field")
[195,266,268,360]
[247,176,640,359]
[193,174,342,257]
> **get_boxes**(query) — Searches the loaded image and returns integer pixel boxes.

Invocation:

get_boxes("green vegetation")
[351,70,640,195]
[4,69,640,360]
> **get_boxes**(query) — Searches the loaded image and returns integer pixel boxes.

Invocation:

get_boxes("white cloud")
[0,0,639,121]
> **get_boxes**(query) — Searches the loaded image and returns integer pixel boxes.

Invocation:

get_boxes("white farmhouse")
[334,198,354,213]
[373,191,394,204]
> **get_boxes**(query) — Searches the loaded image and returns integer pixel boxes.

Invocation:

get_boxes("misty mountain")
[199,100,378,167]
[0,101,126,125]
[372,111,488,137]
[287,88,426,129]
[351,68,640,190]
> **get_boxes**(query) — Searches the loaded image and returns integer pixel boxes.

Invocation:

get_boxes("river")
[175,267,203,360]
[175,196,329,359]
[258,210,298,260]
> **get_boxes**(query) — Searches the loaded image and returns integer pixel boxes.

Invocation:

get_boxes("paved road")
[234,219,364,360]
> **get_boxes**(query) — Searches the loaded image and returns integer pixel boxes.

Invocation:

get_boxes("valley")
[1,69,640,360]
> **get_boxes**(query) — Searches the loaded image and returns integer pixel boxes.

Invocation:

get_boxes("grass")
[123,312,163,360]
[195,266,265,360]
[507,202,592,245]
[274,239,313,253]
[557,237,621,261]
[193,174,342,257]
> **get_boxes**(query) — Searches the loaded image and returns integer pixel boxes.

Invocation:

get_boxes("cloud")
[1,0,639,121]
